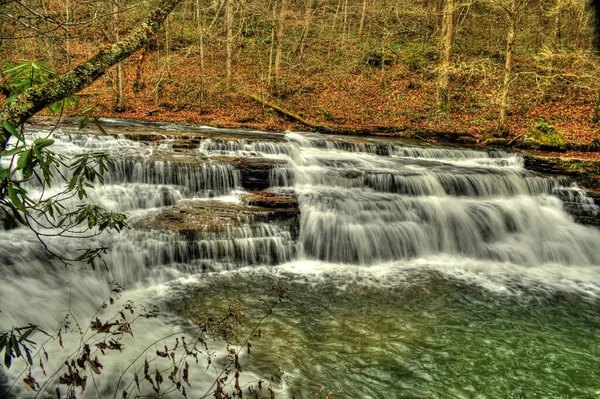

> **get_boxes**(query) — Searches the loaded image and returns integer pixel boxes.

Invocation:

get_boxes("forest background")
[1,0,599,149]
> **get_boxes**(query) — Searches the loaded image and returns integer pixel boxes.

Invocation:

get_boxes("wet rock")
[172,139,201,150]
[553,187,600,228]
[523,155,600,190]
[0,206,17,230]
[137,198,299,238]
[242,191,298,209]
[230,158,288,190]
[145,152,288,191]
[524,155,600,227]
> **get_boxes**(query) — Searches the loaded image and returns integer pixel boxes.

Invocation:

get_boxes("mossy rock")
[523,154,600,190]
[523,119,566,149]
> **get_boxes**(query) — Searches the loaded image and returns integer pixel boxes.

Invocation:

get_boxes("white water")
[1,122,599,398]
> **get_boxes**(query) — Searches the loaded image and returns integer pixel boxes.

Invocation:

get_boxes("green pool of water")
[166,266,600,399]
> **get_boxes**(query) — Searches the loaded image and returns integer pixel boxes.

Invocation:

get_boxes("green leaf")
[18,326,36,343]
[11,334,21,358]
[2,64,25,74]
[0,169,9,179]
[93,119,107,135]
[2,121,24,142]
[4,339,12,368]
[0,145,25,157]
[33,138,55,149]
[16,149,31,170]
[0,333,8,351]
[68,175,78,191]
[7,185,26,212]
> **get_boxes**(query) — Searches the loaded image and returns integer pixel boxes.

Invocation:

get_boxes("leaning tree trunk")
[436,0,455,111]
[0,0,182,151]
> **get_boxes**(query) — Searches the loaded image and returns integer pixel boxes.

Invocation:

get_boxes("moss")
[523,118,566,148]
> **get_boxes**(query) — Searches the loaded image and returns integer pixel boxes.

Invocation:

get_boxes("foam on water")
[1,123,600,398]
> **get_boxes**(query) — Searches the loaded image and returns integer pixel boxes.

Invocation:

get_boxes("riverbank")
[29,114,600,200]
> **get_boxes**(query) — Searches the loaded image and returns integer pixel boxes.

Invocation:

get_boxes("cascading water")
[1,120,599,398]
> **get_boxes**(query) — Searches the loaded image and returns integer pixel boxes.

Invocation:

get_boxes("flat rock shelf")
[1,119,599,399]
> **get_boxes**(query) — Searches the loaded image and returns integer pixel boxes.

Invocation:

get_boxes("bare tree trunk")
[0,0,183,150]
[165,14,171,77]
[358,0,367,38]
[274,0,287,85]
[327,0,342,57]
[552,0,561,49]
[40,1,56,67]
[65,0,71,67]
[225,0,233,90]
[297,0,315,60]
[268,0,277,86]
[499,4,516,133]
[132,48,146,93]
[436,0,454,111]
[342,0,349,44]
[380,33,387,90]
[115,63,125,112]
[196,0,206,106]
[113,0,125,112]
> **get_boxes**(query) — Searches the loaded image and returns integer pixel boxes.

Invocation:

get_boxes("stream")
[1,119,599,398]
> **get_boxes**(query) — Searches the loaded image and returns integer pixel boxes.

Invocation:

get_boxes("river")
[1,119,599,398]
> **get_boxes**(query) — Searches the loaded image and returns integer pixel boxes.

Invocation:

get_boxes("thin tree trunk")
[65,0,71,67]
[436,0,454,111]
[380,35,386,89]
[358,0,367,38]
[552,0,561,49]
[132,48,146,93]
[499,6,516,133]
[196,0,206,107]
[327,0,342,57]
[113,0,125,112]
[0,0,183,150]
[225,0,233,89]
[297,0,315,60]
[267,0,277,86]
[37,1,55,67]
[165,14,171,76]
[274,0,287,85]
[342,0,348,44]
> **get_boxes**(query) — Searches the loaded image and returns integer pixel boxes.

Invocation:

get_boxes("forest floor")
[72,51,600,159]
[7,39,600,158]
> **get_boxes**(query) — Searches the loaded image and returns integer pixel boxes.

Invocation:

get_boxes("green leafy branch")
[0,122,128,267]
[2,61,79,114]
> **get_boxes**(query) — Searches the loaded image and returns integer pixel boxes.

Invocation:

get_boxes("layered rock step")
[133,192,299,267]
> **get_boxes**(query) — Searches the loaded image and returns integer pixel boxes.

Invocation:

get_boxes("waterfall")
[1,122,599,398]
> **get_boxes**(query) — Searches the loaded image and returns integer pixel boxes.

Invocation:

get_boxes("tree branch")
[0,0,182,151]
